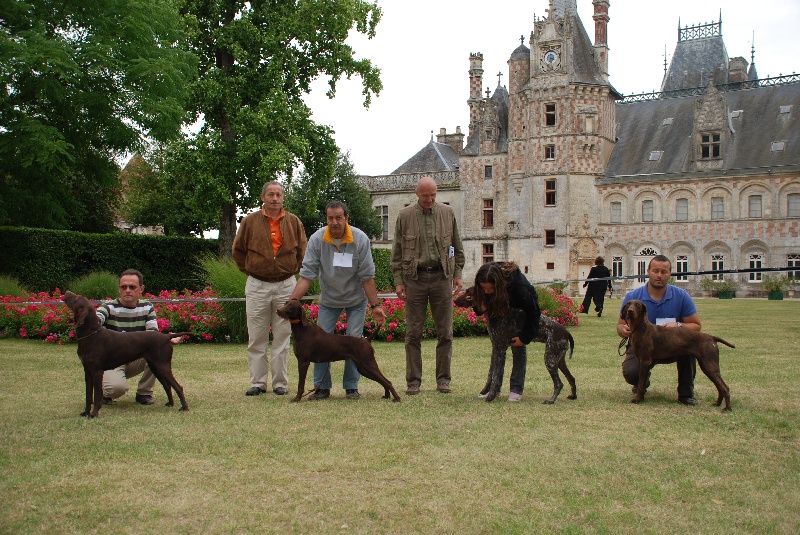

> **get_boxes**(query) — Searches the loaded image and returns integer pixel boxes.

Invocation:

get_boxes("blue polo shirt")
[620,283,697,325]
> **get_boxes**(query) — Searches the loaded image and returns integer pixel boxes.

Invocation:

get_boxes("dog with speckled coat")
[455,287,577,404]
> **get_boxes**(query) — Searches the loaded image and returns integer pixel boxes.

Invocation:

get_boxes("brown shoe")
[135,394,154,405]
[437,383,452,394]
[406,384,420,395]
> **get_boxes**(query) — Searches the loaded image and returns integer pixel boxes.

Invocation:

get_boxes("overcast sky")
[303,0,799,176]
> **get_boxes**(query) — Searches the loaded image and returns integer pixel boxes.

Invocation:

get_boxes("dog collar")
[289,319,301,324]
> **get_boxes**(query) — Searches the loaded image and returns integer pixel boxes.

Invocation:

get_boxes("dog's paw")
[567,394,577,400]
[542,399,555,405]
[630,398,642,404]
[179,406,189,412]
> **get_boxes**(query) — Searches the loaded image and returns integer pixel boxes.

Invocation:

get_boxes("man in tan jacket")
[392,176,464,395]
[233,181,307,397]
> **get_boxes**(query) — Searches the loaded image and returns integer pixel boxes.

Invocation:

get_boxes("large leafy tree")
[285,151,381,238]
[169,0,382,256]
[0,0,197,230]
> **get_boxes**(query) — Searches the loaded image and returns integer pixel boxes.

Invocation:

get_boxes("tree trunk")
[218,200,237,258]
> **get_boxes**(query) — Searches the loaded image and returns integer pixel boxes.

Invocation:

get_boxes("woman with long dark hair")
[472,262,541,401]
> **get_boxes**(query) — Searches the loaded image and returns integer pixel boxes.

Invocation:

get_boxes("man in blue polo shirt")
[616,255,702,406]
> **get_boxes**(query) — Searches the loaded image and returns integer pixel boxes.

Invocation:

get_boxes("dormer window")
[730,110,743,118]
[662,118,673,126]
[485,129,494,140]
[780,105,792,114]
[701,133,721,158]
[771,141,786,152]
[649,151,663,161]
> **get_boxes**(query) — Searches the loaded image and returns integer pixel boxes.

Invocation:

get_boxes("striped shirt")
[96,299,158,332]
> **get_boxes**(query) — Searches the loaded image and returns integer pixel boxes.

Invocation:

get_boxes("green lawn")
[1,299,798,534]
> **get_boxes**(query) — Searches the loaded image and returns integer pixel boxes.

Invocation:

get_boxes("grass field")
[1,299,798,534]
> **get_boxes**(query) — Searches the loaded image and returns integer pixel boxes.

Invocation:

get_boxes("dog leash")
[299,366,331,400]
[617,337,629,356]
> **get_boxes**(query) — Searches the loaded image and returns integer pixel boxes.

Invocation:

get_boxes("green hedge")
[0,227,217,293]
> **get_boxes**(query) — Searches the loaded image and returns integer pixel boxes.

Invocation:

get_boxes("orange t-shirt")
[262,207,284,257]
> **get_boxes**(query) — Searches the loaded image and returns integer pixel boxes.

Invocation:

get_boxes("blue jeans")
[313,302,367,390]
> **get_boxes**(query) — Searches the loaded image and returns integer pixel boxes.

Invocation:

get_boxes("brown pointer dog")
[276,299,401,402]
[64,291,190,418]
[621,299,734,411]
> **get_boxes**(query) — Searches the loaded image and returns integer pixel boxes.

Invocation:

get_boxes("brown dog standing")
[64,291,190,417]
[276,299,400,402]
[621,299,734,411]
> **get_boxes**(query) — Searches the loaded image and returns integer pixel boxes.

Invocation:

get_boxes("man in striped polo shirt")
[96,269,182,406]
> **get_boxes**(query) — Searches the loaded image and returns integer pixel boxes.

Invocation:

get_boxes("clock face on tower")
[544,50,559,66]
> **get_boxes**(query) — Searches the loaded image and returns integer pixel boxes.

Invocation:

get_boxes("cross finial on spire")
[485,87,491,98]
[497,71,503,86]
[751,31,756,65]
[520,35,524,46]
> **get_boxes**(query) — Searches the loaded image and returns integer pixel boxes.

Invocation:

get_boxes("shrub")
[68,271,119,300]
[0,275,27,298]
[199,254,248,342]
[760,275,790,293]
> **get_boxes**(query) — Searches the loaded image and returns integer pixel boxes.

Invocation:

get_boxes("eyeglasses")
[119,285,140,291]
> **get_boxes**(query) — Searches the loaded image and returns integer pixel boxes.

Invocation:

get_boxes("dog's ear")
[301,306,308,326]
[75,306,89,327]
[620,302,630,318]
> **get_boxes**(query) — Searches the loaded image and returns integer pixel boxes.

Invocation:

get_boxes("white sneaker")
[508,392,522,402]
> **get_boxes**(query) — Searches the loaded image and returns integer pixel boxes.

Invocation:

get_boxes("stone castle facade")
[361,0,800,297]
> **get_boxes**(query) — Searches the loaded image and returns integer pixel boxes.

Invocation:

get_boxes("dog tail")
[713,337,735,348]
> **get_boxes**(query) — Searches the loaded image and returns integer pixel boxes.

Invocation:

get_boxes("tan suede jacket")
[232,210,307,282]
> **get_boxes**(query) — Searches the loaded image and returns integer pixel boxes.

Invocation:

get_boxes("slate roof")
[661,35,729,91]
[603,82,800,182]
[391,138,460,174]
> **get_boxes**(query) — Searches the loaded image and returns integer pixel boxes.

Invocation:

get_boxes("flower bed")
[0,288,230,344]
[0,287,578,344]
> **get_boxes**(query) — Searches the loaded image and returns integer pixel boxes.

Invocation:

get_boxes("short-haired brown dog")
[621,299,734,411]
[64,291,190,418]
[276,299,401,402]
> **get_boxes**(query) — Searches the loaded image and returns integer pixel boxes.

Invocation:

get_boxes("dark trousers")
[404,270,453,387]
[581,284,608,313]
[622,344,696,398]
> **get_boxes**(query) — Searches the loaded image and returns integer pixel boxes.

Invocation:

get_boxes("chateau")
[360,0,800,297]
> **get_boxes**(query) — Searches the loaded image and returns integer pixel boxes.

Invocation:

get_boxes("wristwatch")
[370,302,382,309]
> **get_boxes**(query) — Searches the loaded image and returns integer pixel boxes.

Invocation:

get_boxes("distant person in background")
[97,269,183,406]
[581,256,612,317]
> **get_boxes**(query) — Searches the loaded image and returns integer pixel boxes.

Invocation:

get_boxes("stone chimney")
[437,127,465,153]
[592,0,610,80]
[728,57,749,83]
[468,53,484,140]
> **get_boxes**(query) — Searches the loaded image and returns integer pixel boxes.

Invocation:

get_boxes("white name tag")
[333,252,353,267]
[448,245,455,258]
[656,317,676,326]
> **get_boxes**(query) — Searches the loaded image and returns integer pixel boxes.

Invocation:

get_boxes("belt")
[417,265,441,272]
[250,273,293,283]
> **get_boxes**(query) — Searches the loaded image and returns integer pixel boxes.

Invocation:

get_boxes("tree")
[118,154,215,236]
[285,151,381,238]
[0,0,197,230]
[168,0,383,256]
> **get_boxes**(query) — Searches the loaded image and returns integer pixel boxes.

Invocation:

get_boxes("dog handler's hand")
[371,305,386,328]
[510,336,524,347]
